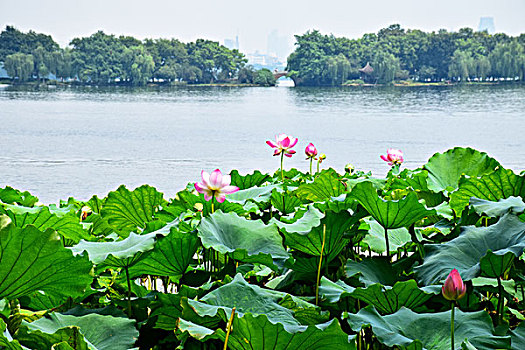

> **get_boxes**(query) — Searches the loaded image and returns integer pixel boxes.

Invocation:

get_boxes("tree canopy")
[287,25,525,86]
[0,26,264,86]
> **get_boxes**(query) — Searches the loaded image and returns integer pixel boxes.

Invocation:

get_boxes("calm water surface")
[1,83,524,203]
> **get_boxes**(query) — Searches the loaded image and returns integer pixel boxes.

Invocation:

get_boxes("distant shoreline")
[1,79,521,89]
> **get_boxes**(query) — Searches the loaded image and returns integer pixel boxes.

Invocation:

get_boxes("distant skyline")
[1,0,524,56]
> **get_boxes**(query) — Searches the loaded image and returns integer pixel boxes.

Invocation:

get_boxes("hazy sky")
[1,0,524,55]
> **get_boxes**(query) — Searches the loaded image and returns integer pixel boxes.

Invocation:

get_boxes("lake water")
[1,83,524,204]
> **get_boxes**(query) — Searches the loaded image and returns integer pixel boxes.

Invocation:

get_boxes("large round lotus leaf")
[1,203,89,244]
[469,196,525,218]
[510,321,525,349]
[0,223,93,301]
[294,169,346,202]
[101,184,166,237]
[415,213,525,285]
[349,181,434,229]
[319,278,437,314]
[345,306,510,349]
[361,218,412,254]
[197,274,319,330]
[197,211,290,270]
[0,186,38,207]
[220,314,353,350]
[230,170,271,189]
[280,210,357,262]
[178,313,353,350]
[271,204,324,235]
[17,313,138,350]
[450,168,525,216]
[345,258,397,286]
[424,147,500,193]
[128,228,199,280]
[70,231,156,267]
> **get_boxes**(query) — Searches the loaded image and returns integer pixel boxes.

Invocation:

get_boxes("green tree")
[4,52,34,82]
[253,68,276,86]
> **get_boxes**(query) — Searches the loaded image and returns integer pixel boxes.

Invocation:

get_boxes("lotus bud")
[442,269,467,301]
[305,143,318,159]
[345,163,355,174]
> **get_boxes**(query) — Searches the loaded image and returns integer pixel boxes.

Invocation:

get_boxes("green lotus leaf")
[51,342,77,350]
[128,228,199,280]
[0,222,93,301]
[1,204,89,244]
[349,181,434,229]
[415,213,525,285]
[227,185,278,204]
[270,189,302,214]
[281,210,357,262]
[150,293,183,331]
[230,169,271,189]
[70,231,156,267]
[345,306,510,349]
[0,186,38,207]
[101,184,166,236]
[469,196,525,218]
[361,218,412,254]
[271,204,324,235]
[17,313,138,350]
[319,278,437,314]
[345,258,397,286]
[185,274,322,331]
[220,314,353,350]
[424,147,500,193]
[387,169,430,192]
[177,318,218,342]
[197,211,290,270]
[295,169,346,202]
[344,178,386,191]
[0,319,22,350]
[450,168,525,216]
[510,321,525,349]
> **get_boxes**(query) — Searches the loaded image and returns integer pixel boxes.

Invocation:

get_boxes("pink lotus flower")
[380,148,404,166]
[266,134,298,158]
[194,169,239,203]
[305,143,318,159]
[442,269,467,301]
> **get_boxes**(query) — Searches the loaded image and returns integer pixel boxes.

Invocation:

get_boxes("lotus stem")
[211,196,215,214]
[223,307,236,350]
[450,302,455,350]
[125,266,132,318]
[384,227,390,261]
[309,158,313,175]
[280,152,285,182]
[316,160,320,174]
[315,224,327,306]
[497,276,504,324]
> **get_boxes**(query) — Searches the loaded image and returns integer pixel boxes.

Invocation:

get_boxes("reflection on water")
[1,84,524,203]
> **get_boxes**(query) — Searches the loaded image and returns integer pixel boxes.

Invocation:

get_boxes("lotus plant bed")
[1,146,525,350]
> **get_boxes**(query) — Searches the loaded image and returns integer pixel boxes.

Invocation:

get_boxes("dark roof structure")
[359,62,374,75]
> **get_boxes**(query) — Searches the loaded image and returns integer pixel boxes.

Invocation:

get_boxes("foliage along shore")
[0,26,277,87]
[2,24,525,88]
[1,146,525,349]
[287,24,525,86]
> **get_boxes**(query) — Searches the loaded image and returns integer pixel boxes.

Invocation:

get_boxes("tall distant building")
[478,17,495,34]
[267,30,291,62]
[224,35,239,50]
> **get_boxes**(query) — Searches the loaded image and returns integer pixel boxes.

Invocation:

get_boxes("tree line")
[287,24,525,86]
[0,26,276,86]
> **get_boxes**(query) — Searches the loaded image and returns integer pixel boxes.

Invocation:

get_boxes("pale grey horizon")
[1,0,524,57]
